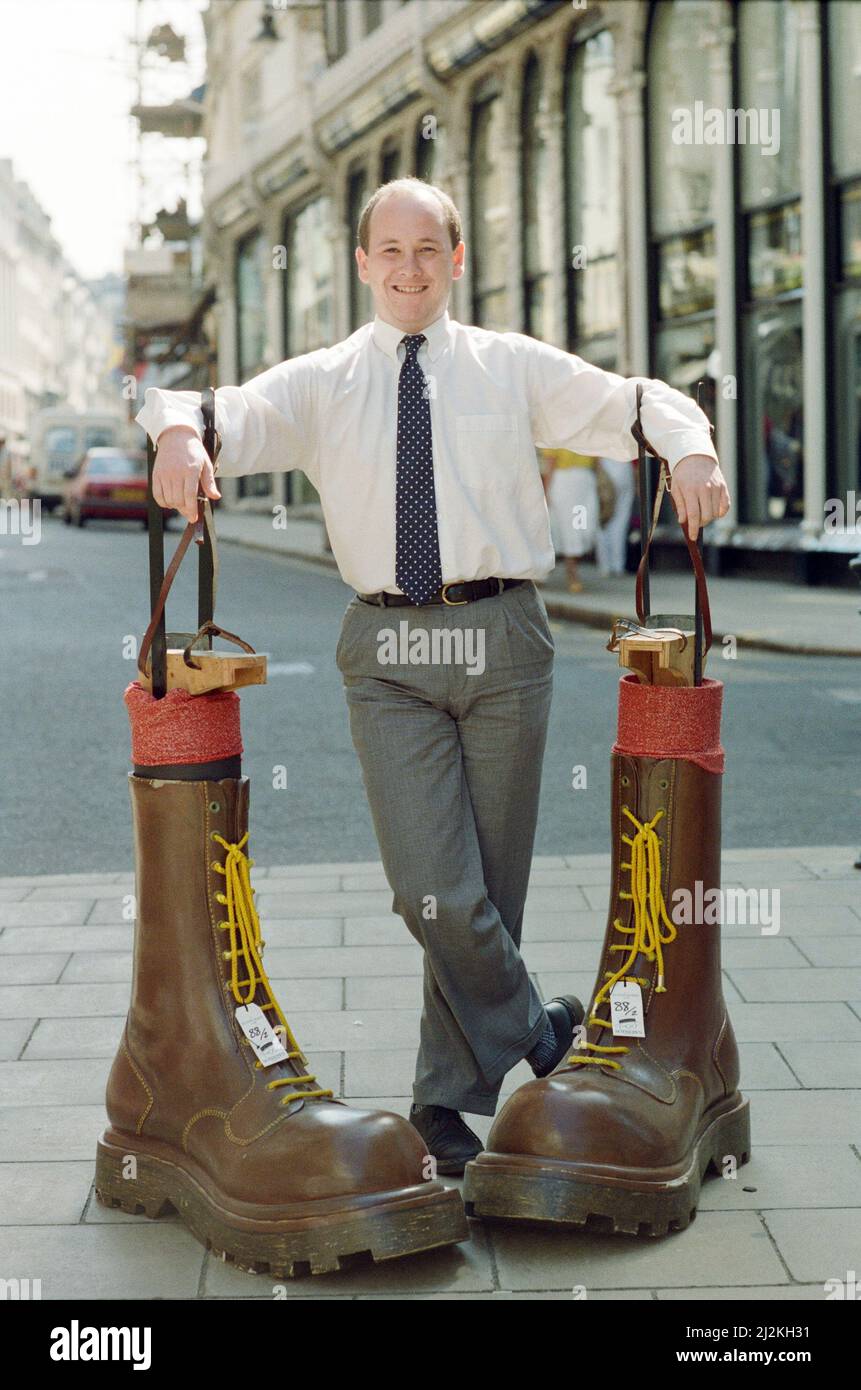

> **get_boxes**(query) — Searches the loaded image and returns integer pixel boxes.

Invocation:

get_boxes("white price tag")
[235,1003,289,1067]
[610,980,645,1037]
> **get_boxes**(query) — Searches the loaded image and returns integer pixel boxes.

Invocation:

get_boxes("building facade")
[0,159,121,495]
[200,0,861,578]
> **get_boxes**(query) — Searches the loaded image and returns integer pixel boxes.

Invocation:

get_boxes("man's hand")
[153,424,221,524]
[670,454,730,542]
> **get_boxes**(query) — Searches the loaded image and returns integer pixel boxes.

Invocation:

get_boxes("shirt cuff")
[662,431,719,476]
[134,401,203,445]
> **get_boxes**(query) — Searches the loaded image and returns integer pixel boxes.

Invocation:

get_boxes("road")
[1,513,858,875]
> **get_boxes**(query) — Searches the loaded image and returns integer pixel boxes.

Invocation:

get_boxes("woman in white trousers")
[540,448,599,593]
[595,456,636,576]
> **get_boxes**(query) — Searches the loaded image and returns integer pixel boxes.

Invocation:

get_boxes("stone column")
[797,0,827,537]
[501,62,524,333]
[617,68,649,375]
[540,33,568,349]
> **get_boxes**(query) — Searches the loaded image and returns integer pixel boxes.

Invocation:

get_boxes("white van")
[28,408,137,510]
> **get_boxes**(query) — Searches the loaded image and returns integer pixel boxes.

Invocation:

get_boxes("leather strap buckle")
[441,582,469,606]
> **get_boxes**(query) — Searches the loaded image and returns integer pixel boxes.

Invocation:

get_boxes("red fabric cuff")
[124,681,243,766]
[612,673,725,774]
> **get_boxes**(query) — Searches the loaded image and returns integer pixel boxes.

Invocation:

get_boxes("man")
[136,176,730,1175]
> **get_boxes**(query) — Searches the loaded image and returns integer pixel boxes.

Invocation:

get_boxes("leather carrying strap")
[182,620,256,669]
[138,497,218,682]
[139,387,252,694]
[630,382,713,669]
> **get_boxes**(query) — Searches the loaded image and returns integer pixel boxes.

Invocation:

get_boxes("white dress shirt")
[135,309,718,596]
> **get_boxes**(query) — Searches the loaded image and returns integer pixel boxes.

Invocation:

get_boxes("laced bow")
[211,830,333,1106]
[567,805,677,1070]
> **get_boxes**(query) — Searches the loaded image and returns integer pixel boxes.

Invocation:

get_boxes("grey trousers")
[335,579,555,1116]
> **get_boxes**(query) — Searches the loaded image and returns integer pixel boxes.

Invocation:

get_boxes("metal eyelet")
[210,831,219,842]
[209,801,220,813]
[222,950,232,960]
[658,778,669,790]
[620,775,630,786]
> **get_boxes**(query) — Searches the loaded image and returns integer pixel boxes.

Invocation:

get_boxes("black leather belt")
[357,578,525,607]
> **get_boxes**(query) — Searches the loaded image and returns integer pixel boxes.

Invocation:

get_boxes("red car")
[64,447,177,528]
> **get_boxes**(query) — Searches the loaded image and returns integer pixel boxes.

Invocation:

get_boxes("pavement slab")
[1,850,857,1302]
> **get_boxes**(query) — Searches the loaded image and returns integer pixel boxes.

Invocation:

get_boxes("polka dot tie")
[395,333,443,605]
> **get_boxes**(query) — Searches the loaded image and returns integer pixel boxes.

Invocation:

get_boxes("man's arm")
[525,341,729,540]
[135,354,317,481]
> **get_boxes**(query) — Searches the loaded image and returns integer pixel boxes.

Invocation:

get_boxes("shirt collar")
[372,308,451,363]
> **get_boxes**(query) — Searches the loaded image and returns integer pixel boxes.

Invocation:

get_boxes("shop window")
[348,167,373,331]
[738,0,804,523]
[564,27,620,359]
[828,0,861,504]
[521,53,553,341]
[648,0,716,404]
[470,86,508,330]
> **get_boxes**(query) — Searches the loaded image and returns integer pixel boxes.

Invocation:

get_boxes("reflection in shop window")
[656,228,716,320]
[564,28,619,357]
[752,316,804,523]
[648,0,716,409]
[285,197,334,357]
[841,185,861,280]
[522,53,553,342]
[415,115,443,183]
[470,86,508,331]
[654,321,716,416]
[828,0,861,503]
[381,143,400,185]
[283,197,334,510]
[348,167,372,331]
[747,203,802,298]
[738,1,801,207]
[738,0,804,525]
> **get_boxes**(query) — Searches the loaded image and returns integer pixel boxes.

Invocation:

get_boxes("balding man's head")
[358,177,462,254]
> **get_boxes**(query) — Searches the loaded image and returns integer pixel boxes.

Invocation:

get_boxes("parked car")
[64,448,177,528]
[28,408,135,511]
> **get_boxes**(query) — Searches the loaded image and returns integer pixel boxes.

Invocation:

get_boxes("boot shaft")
[109,774,329,1144]
[576,675,739,1102]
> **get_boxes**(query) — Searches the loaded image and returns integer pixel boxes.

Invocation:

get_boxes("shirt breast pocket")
[455,414,520,492]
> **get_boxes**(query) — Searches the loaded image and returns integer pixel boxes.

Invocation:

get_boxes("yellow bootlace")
[567,805,677,1070]
[211,830,333,1106]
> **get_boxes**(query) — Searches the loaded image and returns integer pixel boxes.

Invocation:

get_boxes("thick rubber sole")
[462,1094,750,1238]
[95,1131,468,1277]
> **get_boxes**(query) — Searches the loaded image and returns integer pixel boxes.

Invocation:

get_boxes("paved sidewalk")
[213,510,861,657]
[1,847,859,1300]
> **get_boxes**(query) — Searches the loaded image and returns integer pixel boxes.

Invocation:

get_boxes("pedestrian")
[136,176,730,1174]
[540,446,600,592]
[595,454,637,575]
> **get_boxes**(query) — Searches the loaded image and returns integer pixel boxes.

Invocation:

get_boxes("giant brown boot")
[463,676,749,1236]
[96,774,467,1275]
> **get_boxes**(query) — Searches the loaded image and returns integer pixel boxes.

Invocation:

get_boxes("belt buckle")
[441,582,469,606]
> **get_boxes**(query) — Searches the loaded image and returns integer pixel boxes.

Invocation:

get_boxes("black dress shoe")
[409,1104,483,1176]
[526,995,585,1078]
